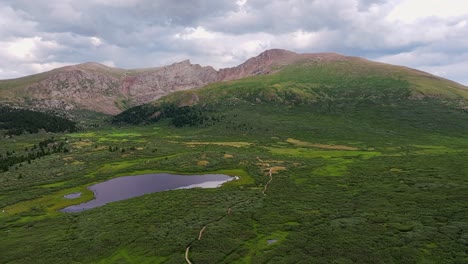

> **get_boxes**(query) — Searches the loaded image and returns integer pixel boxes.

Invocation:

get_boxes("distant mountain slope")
[0,61,218,114]
[156,51,468,108]
[114,51,468,127]
[1,49,467,115]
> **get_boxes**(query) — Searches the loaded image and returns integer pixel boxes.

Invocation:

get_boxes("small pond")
[267,239,278,245]
[61,173,234,213]
[64,192,82,199]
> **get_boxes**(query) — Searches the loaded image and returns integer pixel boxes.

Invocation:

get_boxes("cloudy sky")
[0,0,467,84]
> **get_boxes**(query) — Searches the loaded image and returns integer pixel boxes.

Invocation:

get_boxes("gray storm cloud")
[0,0,467,85]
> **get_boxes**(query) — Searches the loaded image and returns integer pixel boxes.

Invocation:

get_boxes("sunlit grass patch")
[2,186,94,217]
[70,141,93,148]
[106,132,142,137]
[313,158,353,176]
[184,141,253,147]
[286,138,359,150]
[197,160,209,166]
[266,147,380,159]
[98,249,167,264]
[214,169,254,186]
[95,161,137,174]
[67,132,98,138]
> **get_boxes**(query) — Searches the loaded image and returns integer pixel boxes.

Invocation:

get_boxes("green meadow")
[1,60,468,263]
[0,98,467,264]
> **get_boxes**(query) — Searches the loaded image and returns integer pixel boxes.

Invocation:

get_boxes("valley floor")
[0,102,467,263]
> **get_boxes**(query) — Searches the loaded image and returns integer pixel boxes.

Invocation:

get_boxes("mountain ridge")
[0,49,467,115]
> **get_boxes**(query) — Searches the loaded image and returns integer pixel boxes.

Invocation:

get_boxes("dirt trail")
[257,157,274,195]
[198,226,207,240]
[185,157,279,263]
[185,247,192,264]
[185,209,232,263]
[184,197,256,263]
[262,167,274,195]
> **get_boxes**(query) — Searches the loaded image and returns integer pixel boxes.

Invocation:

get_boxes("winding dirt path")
[184,196,257,263]
[185,157,278,263]
[185,209,232,263]
[185,247,192,264]
[257,157,274,195]
[262,167,274,195]
[198,226,207,240]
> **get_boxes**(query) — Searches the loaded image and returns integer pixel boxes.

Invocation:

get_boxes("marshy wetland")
[1,99,467,263]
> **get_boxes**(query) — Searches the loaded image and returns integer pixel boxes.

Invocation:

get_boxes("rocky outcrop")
[218,49,298,81]
[0,49,354,114]
[120,60,218,106]
[26,67,122,114]
[8,60,219,115]
[218,49,352,81]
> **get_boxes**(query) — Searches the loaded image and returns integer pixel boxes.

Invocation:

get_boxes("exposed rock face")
[218,49,298,81]
[120,60,218,106]
[26,67,122,114]
[6,60,219,115]
[0,49,353,114]
[218,49,350,81]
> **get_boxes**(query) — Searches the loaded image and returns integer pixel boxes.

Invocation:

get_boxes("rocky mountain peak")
[175,59,191,65]
[0,49,383,115]
[217,49,300,81]
[256,49,298,60]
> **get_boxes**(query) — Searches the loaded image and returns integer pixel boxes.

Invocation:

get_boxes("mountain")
[3,50,468,264]
[113,49,468,125]
[0,61,219,114]
[218,49,352,81]
[1,49,467,115]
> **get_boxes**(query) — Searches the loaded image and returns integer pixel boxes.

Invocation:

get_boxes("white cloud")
[377,52,448,67]
[90,37,103,47]
[0,0,466,86]
[0,61,71,79]
[174,27,217,40]
[29,62,72,73]
[0,6,37,39]
[94,0,140,7]
[388,0,468,23]
[0,37,60,62]
[5,38,37,60]
[420,61,468,85]
[49,1,82,23]
[99,60,116,67]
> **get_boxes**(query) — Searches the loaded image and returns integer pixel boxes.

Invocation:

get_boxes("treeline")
[0,137,69,172]
[0,106,77,135]
[112,103,223,127]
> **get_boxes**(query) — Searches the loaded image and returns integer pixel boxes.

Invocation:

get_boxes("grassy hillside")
[1,59,468,263]
[115,58,468,129]
[0,63,126,92]
[158,59,468,107]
